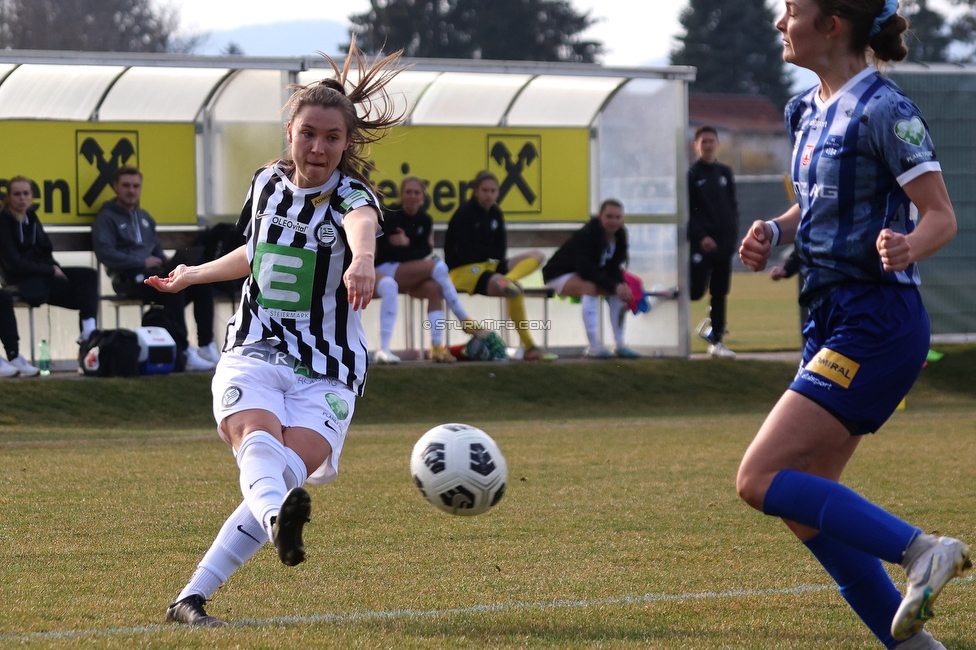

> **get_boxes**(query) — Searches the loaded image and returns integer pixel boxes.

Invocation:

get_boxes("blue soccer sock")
[763,470,920,563]
[803,533,902,649]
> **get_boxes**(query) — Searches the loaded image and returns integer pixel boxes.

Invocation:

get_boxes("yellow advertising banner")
[0,121,196,225]
[366,126,590,223]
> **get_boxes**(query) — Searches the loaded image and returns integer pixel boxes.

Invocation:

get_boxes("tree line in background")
[3,0,976,107]
[346,0,601,62]
[0,0,198,52]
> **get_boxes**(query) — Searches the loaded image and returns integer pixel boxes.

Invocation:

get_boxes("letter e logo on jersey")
[801,144,815,167]
[253,242,316,312]
[487,135,542,214]
[76,130,139,216]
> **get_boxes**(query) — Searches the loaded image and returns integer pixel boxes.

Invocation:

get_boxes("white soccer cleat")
[184,347,217,372]
[9,354,40,376]
[0,357,18,377]
[197,342,221,364]
[373,349,401,364]
[708,342,736,359]
[892,534,972,640]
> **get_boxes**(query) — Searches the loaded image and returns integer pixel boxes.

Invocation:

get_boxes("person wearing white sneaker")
[0,356,18,377]
[147,41,407,626]
[183,346,216,372]
[542,199,635,359]
[197,342,221,365]
[372,348,400,364]
[735,1,968,647]
[0,177,100,347]
[8,354,39,376]
[707,341,736,359]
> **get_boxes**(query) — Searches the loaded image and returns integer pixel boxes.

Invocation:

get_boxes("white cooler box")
[135,326,177,375]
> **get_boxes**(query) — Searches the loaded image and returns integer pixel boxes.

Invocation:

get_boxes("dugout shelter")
[0,50,696,358]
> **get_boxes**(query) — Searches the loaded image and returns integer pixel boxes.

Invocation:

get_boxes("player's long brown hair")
[280,35,406,189]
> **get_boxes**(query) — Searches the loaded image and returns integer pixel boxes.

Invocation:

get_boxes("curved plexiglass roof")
[0,63,124,119]
[0,51,693,127]
[507,75,626,127]
[99,66,231,122]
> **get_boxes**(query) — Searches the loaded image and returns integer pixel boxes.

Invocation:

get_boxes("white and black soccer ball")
[410,423,507,516]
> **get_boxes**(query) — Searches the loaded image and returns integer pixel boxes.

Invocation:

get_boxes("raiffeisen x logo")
[76,131,138,215]
[487,135,541,214]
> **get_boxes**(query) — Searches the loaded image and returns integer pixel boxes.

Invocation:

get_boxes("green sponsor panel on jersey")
[254,242,317,312]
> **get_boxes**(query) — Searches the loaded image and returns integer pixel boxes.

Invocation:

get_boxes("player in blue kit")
[737,0,968,647]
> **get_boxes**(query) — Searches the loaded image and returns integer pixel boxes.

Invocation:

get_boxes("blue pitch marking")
[3,575,973,642]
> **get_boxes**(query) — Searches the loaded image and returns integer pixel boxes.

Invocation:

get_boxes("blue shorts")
[790,282,929,435]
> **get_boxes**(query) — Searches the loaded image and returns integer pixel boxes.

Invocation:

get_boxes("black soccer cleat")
[165,594,226,627]
[272,487,312,567]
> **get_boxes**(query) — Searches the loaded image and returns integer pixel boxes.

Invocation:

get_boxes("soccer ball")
[410,423,508,516]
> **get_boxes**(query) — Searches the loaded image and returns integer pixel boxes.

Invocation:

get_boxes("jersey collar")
[814,66,877,111]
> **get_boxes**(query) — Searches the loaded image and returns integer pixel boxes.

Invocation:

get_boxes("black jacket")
[687,159,740,258]
[376,207,433,265]
[444,199,506,270]
[542,218,628,293]
[0,208,60,304]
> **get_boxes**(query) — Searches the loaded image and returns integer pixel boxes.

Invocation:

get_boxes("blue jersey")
[786,67,941,306]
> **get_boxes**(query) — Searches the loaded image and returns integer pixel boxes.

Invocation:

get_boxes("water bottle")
[39,339,51,376]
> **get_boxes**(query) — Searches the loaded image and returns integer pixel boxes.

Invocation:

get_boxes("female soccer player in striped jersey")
[738,0,968,647]
[147,41,404,626]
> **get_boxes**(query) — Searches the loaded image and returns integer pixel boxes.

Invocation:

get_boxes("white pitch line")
[4,575,973,642]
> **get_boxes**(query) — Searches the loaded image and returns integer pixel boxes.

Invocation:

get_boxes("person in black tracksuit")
[0,176,100,376]
[542,198,638,358]
[688,125,739,358]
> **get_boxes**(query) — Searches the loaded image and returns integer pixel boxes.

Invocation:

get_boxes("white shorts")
[545,272,576,296]
[375,261,401,280]
[211,342,356,485]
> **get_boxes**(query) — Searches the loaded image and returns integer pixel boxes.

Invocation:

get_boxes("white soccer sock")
[607,295,627,348]
[581,295,601,349]
[428,309,445,346]
[432,259,469,321]
[80,318,96,340]
[236,430,288,541]
[282,445,308,490]
[376,275,399,352]
[177,500,266,601]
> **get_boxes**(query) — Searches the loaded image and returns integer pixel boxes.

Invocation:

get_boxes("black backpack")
[78,329,140,377]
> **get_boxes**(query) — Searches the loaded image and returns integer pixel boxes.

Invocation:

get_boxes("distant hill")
[195,19,348,57]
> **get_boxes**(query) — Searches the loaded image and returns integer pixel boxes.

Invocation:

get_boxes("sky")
[163,0,963,90]
[164,0,683,67]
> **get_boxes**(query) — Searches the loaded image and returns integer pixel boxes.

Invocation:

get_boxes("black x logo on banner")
[79,137,136,208]
[490,141,538,205]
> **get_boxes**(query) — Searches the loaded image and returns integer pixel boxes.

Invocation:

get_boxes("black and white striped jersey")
[226,162,380,396]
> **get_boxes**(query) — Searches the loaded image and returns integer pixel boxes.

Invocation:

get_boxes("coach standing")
[688,125,739,359]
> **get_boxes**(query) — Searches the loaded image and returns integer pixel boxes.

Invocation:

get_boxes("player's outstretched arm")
[877,171,957,272]
[343,206,381,311]
[145,245,250,293]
